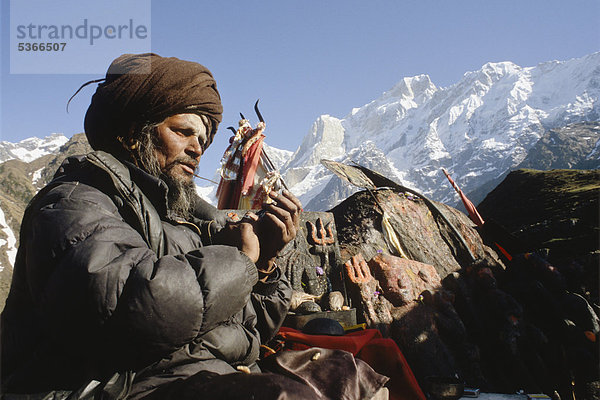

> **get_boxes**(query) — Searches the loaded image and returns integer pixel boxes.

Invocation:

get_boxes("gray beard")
[161,168,197,220]
[135,126,197,219]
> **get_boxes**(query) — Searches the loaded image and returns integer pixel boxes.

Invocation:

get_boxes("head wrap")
[84,53,222,155]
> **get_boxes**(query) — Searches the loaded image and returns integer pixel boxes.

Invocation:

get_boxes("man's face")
[154,113,208,183]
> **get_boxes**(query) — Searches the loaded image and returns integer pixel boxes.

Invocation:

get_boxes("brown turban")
[84,53,222,155]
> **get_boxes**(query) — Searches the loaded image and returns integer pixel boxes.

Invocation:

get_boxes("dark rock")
[344,254,393,329]
[477,169,599,303]
[301,318,345,336]
[277,211,345,300]
[344,253,481,387]
[295,301,322,314]
[518,122,600,170]
[331,186,504,388]
[328,175,599,396]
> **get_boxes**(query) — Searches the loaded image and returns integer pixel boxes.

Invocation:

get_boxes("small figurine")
[216,100,285,210]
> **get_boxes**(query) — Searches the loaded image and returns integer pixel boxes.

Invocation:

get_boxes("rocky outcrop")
[331,189,503,279]
[478,168,599,301]
[329,173,598,399]
[332,189,501,390]
[518,122,600,170]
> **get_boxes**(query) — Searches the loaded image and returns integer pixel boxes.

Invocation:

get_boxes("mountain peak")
[481,60,521,75]
[284,114,346,170]
[383,74,437,102]
[461,61,523,88]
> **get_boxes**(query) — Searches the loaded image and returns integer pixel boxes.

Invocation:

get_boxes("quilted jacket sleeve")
[250,268,293,343]
[24,180,257,366]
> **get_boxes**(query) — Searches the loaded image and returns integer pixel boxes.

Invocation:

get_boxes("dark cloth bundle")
[84,53,222,154]
[142,348,388,400]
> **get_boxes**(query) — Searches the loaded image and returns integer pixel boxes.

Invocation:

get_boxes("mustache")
[163,156,199,173]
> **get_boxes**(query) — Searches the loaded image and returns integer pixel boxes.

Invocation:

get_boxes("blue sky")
[1,0,599,174]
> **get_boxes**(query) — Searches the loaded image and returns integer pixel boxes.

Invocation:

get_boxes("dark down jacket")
[0,151,292,398]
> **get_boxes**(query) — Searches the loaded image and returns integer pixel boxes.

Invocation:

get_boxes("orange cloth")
[277,327,426,400]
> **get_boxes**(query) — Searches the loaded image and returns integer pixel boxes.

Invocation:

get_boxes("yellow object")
[236,365,251,374]
[381,212,408,259]
[343,323,367,332]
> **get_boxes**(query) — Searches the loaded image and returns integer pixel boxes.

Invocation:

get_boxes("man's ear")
[115,123,145,166]
[199,114,213,151]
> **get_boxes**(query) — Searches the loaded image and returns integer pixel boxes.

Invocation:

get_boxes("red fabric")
[216,176,244,210]
[459,190,485,227]
[216,178,234,209]
[442,168,484,228]
[493,241,513,261]
[240,134,265,196]
[443,168,515,260]
[217,134,265,209]
[359,338,426,400]
[277,327,426,400]
[278,326,382,355]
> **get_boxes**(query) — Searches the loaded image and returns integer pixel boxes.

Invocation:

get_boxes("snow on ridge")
[379,75,437,104]
[196,185,217,207]
[0,205,17,271]
[31,167,45,186]
[262,144,293,170]
[0,133,68,163]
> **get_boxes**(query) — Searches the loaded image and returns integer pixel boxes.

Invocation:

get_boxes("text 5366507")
[18,42,67,51]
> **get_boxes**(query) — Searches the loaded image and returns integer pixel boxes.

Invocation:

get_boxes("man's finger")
[266,210,297,241]
[242,211,259,222]
[263,204,294,235]
[268,191,298,213]
[267,190,300,227]
[281,189,303,212]
[262,212,288,236]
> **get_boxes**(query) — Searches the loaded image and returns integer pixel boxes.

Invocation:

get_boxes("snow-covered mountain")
[282,52,600,210]
[0,133,68,163]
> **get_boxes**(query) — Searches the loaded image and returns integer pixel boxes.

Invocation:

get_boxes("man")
[1,54,387,399]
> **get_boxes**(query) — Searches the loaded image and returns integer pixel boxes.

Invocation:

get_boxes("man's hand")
[211,189,302,272]
[254,189,302,272]
[214,221,260,263]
